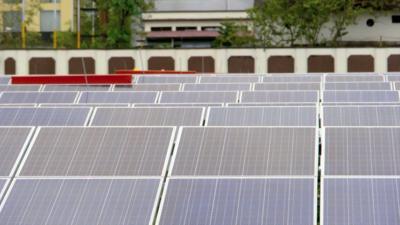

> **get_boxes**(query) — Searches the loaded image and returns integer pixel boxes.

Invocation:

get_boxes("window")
[40,10,60,32]
[202,26,219,31]
[2,11,21,32]
[393,15,400,23]
[176,27,197,31]
[151,27,172,31]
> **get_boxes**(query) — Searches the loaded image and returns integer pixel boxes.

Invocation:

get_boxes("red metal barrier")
[11,74,132,85]
[116,70,196,75]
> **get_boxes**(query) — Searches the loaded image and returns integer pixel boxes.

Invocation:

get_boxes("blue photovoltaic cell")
[323,91,399,103]
[262,76,321,83]
[199,76,259,83]
[79,91,158,103]
[134,103,224,107]
[325,75,384,82]
[20,127,174,176]
[172,127,316,176]
[137,76,197,84]
[91,107,204,126]
[0,92,78,104]
[0,107,91,126]
[159,91,237,103]
[241,91,319,103]
[324,82,392,90]
[324,178,400,225]
[325,128,400,175]
[114,84,181,91]
[387,76,400,82]
[0,85,41,92]
[183,83,251,91]
[158,178,315,225]
[0,128,32,176]
[0,179,160,225]
[207,106,317,126]
[43,85,111,91]
[323,106,400,126]
[254,83,321,91]
[0,77,10,85]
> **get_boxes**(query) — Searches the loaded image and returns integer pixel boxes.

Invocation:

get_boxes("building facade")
[0,0,73,32]
[143,0,400,48]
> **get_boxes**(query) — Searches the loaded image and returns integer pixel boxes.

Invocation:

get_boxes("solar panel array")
[1,72,400,225]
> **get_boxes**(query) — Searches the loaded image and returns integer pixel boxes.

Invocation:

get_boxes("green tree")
[213,21,256,48]
[299,0,332,46]
[327,0,363,46]
[248,0,304,47]
[96,0,153,48]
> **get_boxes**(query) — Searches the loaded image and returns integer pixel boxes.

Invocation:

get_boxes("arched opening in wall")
[347,55,374,72]
[307,55,334,73]
[228,56,255,73]
[69,57,95,74]
[267,56,294,73]
[148,57,175,70]
[188,56,215,73]
[29,57,55,74]
[388,55,400,72]
[108,57,135,74]
[4,58,16,75]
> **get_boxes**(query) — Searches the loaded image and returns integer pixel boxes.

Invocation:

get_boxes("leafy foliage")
[96,0,153,48]
[248,0,390,47]
[213,22,257,48]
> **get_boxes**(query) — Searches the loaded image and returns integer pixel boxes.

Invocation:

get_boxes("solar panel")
[323,106,400,126]
[324,128,400,175]
[227,103,317,106]
[199,76,259,83]
[325,75,384,82]
[171,127,317,176]
[43,85,111,91]
[183,83,251,91]
[0,77,10,85]
[241,91,319,103]
[255,82,320,91]
[268,73,323,76]
[114,84,181,91]
[384,73,400,76]
[0,107,91,126]
[157,178,315,225]
[327,72,379,76]
[19,127,175,176]
[78,91,158,103]
[207,106,317,126]
[0,179,161,225]
[0,127,33,176]
[394,82,400,90]
[0,179,7,202]
[322,102,400,106]
[39,103,130,107]
[0,85,41,92]
[387,76,400,82]
[134,103,224,107]
[0,92,78,104]
[91,107,204,126]
[324,82,392,90]
[159,91,238,103]
[262,76,321,83]
[323,178,400,225]
[323,91,399,103]
[136,76,197,84]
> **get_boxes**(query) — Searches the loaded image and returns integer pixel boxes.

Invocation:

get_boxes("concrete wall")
[1,48,400,75]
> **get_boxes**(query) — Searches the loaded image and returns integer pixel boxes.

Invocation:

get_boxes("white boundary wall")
[1,48,400,75]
